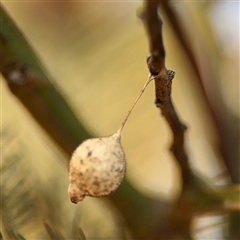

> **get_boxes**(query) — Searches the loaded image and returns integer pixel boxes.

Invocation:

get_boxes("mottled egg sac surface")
[68,132,126,204]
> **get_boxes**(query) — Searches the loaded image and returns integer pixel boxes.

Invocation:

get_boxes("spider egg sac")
[68,131,126,204]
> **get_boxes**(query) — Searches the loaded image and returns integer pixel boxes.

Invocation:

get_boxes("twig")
[140,1,191,185]
[139,2,194,238]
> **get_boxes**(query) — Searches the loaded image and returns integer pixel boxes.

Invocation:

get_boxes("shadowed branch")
[140,0,191,185]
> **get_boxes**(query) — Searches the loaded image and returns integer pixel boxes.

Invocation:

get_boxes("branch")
[0,6,91,155]
[139,1,165,74]
[140,1,191,185]
[139,2,195,238]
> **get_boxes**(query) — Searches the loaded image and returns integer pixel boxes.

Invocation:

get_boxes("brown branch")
[140,2,194,238]
[140,1,165,74]
[140,1,191,186]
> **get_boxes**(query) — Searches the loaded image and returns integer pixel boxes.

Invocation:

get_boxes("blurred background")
[1,1,239,239]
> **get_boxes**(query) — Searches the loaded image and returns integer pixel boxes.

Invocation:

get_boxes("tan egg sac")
[68,131,126,203]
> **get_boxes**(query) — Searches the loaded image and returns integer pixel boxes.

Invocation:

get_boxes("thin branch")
[140,1,165,74]
[139,1,194,239]
[140,1,191,185]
